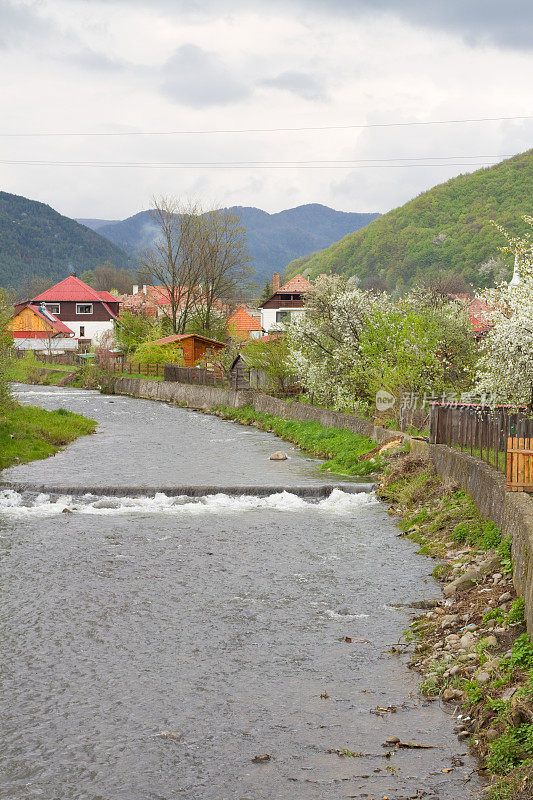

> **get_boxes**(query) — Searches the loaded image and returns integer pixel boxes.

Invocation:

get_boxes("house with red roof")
[227,306,264,341]
[15,273,120,350]
[8,303,77,352]
[260,272,313,332]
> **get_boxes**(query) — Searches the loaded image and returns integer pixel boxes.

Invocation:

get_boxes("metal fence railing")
[429,403,533,478]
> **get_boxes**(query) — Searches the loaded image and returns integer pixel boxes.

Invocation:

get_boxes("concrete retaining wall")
[113,378,254,410]
[429,444,533,635]
[251,393,405,444]
[113,378,404,443]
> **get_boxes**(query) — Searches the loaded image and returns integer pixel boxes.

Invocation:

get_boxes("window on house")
[45,303,60,315]
[276,310,291,323]
[79,326,85,337]
[76,304,93,314]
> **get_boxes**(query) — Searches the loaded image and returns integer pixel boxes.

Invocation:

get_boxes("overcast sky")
[1,0,532,220]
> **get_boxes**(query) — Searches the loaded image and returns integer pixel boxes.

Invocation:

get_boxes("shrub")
[507,598,526,625]
[487,729,528,774]
[132,342,184,365]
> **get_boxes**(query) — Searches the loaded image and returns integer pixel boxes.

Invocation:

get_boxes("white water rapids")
[0,487,378,518]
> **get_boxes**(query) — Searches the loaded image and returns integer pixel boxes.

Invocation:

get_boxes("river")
[0,385,482,799]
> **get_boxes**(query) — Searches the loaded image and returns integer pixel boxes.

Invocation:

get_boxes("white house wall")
[260,307,307,332]
[63,320,115,344]
[14,337,78,351]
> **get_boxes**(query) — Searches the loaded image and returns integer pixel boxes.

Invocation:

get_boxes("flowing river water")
[0,386,482,800]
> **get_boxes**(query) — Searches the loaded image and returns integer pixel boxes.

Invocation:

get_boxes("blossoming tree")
[476,215,533,408]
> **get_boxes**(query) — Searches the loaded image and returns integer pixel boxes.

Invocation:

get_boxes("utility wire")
[0,115,531,138]
[0,159,506,170]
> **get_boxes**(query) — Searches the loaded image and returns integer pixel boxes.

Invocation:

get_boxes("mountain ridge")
[0,192,135,291]
[284,151,533,290]
[80,203,380,283]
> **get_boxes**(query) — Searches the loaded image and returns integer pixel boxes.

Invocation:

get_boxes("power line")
[0,153,511,164]
[0,158,506,170]
[0,115,531,138]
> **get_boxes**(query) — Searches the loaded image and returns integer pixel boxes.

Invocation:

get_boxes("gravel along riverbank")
[379,453,533,800]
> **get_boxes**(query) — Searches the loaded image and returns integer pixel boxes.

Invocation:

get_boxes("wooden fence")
[103,360,165,377]
[429,403,533,491]
[13,350,80,366]
[163,364,228,387]
[507,437,533,492]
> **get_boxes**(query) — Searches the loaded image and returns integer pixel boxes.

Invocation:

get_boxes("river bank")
[5,376,532,796]
[378,454,533,799]
[0,399,96,470]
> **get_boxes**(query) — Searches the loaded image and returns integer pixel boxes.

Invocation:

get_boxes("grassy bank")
[211,405,399,476]
[0,402,96,470]
[378,454,532,799]
[7,356,121,393]
[8,356,75,386]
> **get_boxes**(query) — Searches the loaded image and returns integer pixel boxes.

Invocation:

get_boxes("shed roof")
[152,333,226,347]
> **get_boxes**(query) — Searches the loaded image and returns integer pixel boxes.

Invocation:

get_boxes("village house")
[260,273,313,332]
[8,303,77,352]
[145,333,226,368]
[226,306,264,341]
[121,284,230,320]
[14,273,120,351]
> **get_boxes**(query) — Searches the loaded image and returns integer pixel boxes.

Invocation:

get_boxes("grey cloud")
[62,48,125,72]
[160,44,251,108]
[261,71,327,101]
[0,0,57,48]
[99,0,533,51]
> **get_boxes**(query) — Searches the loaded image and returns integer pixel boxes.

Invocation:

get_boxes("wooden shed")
[229,353,268,390]
[151,333,226,367]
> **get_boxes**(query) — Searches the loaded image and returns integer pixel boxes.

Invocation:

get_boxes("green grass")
[214,405,381,476]
[115,371,164,381]
[7,356,75,386]
[0,403,96,470]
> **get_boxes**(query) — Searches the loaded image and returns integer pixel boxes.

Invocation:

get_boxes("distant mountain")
[284,151,533,291]
[0,192,135,291]
[79,204,380,283]
[76,218,120,231]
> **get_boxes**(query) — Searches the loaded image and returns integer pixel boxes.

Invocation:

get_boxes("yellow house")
[9,303,76,350]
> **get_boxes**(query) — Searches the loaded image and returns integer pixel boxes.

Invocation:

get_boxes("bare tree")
[141,197,202,334]
[192,208,251,332]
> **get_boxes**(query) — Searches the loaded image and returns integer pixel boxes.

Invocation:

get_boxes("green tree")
[242,336,293,393]
[0,288,13,405]
[184,309,229,342]
[114,311,160,354]
[132,341,184,365]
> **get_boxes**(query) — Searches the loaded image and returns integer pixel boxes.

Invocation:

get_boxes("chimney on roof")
[133,285,139,294]
[142,285,148,295]
[272,273,280,293]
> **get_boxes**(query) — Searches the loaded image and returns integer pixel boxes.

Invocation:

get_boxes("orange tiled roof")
[277,275,313,293]
[227,306,263,332]
[152,333,226,347]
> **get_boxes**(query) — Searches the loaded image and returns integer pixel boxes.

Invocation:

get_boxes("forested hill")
[81,204,380,283]
[0,192,134,290]
[284,150,533,291]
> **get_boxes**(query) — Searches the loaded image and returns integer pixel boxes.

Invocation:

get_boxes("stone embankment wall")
[113,377,254,410]
[429,445,533,635]
[113,378,404,443]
